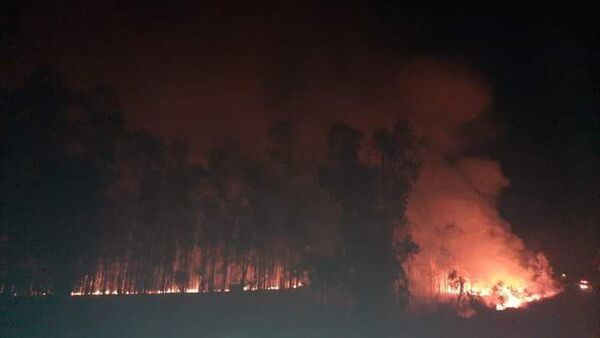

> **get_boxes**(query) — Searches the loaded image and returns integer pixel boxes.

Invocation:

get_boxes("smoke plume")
[398,61,558,308]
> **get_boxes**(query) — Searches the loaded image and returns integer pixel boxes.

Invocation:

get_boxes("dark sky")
[2,1,598,274]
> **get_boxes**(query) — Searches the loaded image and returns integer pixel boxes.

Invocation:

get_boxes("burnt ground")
[0,287,597,338]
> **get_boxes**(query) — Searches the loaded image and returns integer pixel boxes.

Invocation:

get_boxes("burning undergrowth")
[405,158,559,314]
[1,60,561,316]
[70,60,561,313]
[398,62,561,313]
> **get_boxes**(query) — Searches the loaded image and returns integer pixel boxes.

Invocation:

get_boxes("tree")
[320,123,380,311]
[320,121,421,313]
[372,121,422,306]
[0,69,123,296]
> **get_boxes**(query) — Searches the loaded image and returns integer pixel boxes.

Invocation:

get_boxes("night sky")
[2,1,598,275]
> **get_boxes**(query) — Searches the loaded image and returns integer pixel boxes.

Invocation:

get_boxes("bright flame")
[405,159,561,313]
[68,243,308,297]
[69,261,306,297]
[70,279,305,297]
[441,274,554,311]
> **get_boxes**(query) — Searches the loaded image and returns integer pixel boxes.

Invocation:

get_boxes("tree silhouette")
[1,69,123,296]
[319,121,421,313]
[1,71,421,311]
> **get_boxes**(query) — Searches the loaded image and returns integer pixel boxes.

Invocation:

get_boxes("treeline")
[0,70,421,310]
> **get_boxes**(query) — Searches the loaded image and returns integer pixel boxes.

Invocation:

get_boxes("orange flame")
[70,245,308,296]
[404,158,561,312]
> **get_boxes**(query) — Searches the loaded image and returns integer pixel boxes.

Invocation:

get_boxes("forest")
[0,70,422,311]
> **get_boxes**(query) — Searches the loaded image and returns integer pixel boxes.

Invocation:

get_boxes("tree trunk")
[221,241,229,291]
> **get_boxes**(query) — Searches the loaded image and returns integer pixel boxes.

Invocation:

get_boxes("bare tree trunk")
[209,245,216,292]
[221,241,229,291]
[240,255,248,290]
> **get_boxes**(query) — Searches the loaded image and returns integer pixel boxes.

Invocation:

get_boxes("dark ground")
[1,287,597,338]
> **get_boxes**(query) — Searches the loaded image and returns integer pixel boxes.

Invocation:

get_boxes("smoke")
[259,54,559,307]
[10,1,558,304]
[398,61,558,305]
[406,158,555,297]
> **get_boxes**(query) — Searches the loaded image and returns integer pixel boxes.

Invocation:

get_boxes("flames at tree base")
[68,253,309,298]
[405,261,561,315]
[70,282,304,297]
[404,158,561,315]
[441,275,559,312]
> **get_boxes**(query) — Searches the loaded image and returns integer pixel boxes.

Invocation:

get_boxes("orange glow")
[405,258,560,312]
[69,245,308,297]
[70,278,305,297]
[405,158,561,313]
[441,275,554,310]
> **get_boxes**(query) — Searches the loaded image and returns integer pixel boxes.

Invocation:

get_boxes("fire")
[70,280,304,297]
[442,273,554,310]
[404,260,559,313]
[69,248,308,297]
[405,158,561,313]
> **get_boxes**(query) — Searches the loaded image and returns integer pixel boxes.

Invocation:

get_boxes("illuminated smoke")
[70,58,560,310]
[399,61,559,311]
